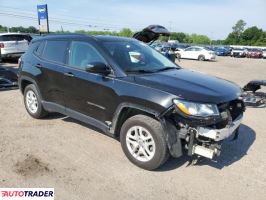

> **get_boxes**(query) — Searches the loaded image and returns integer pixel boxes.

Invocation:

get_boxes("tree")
[224,19,246,45]
[159,35,169,42]
[119,28,133,37]
[232,19,246,38]
[27,26,39,34]
[254,31,266,46]
[188,34,211,44]
[169,32,188,43]
[241,26,263,45]
[224,32,238,45]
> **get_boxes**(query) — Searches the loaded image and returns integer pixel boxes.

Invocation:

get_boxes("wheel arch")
[19,76,43,99]
[198,54,205,60]
[111,103,183,158]
[110,103,161,138]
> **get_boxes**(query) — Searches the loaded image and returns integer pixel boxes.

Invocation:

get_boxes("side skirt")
[42,101,113,137]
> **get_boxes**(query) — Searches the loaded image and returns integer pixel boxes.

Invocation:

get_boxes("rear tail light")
[0,43,4,48]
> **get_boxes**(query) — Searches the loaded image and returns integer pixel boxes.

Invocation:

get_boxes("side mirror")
[85,62,111,76]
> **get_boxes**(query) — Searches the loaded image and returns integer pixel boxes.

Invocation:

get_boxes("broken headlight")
[173,99,219,117]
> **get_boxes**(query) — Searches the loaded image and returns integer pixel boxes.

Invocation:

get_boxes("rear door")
[36,39,69,106]
[193,47,203,59]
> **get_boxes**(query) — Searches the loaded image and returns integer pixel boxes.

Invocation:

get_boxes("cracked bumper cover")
[198,114,243,141]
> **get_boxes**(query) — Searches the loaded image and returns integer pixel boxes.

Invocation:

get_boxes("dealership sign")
[37,4,49,33]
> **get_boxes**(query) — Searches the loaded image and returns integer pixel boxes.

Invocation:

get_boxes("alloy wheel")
[126,126,156,162]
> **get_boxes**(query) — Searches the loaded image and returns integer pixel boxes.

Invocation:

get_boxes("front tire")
[198,55,205,61]
[120,115,169,170]
[24,84,48,119]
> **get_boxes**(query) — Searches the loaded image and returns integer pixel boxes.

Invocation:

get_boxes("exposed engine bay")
[161,98,246,161]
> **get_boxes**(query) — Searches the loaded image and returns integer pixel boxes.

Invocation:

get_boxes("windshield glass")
[102,40,179,73]
[203,47,211,51]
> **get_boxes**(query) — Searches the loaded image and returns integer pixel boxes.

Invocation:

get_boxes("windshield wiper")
[154,67,179,72]
[125,69,154,73]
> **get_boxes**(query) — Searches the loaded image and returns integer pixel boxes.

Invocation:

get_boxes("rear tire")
[120,115,169,170]
[24,84,48,119]
[176,53,181,60]
[198,55,205,61]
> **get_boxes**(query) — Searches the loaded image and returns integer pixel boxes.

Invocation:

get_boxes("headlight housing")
[173,99,219,117]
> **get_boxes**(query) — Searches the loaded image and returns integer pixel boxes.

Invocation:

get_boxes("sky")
[0,0,265,39]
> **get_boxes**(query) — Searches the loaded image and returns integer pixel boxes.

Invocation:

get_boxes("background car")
[230,48,246,57]
[0,33,32,60]
[263,49,266,59]
[246,48,263,58]
[213,47,231,56]
[176,46,216,61]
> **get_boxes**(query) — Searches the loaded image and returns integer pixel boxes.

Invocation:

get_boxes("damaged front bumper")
[192,114,243,159]
[161,99,245,160]
[197,114,243,142]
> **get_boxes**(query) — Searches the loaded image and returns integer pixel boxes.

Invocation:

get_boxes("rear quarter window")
[42,40,68,64]
[34,41,45,56]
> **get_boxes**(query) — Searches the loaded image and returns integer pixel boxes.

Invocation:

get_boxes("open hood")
[133,25,170,43]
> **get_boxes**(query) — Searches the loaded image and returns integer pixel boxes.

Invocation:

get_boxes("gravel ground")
[0,57,266,200]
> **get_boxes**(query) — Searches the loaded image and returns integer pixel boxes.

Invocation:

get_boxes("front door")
[63,40,117,123]
[182,47,196,59]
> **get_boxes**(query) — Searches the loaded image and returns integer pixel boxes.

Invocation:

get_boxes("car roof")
[0,32,30,36]
[31,34,136,43]
[188,46,204,49]
[95,35,136,42]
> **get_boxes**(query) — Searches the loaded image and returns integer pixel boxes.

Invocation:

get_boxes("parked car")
[18,32,245,170]
[0,33,32,59]
[246,48,263,58]
[213,47,231,56]
[175,46,216,61]
[230,48,246,57]
[172,43,190,51]
[263,49,266,59]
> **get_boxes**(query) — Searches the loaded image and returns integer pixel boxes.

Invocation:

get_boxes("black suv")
[18,34,245,170]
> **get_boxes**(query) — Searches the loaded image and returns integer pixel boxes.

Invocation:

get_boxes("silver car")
[0,33,32,59]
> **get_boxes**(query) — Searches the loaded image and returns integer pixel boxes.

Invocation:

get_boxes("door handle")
[64,72,75,77]
[35,64,42,68]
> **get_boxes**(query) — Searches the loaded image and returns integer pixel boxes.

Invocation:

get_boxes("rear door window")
[42,40,68,64]
[0,34,31,42]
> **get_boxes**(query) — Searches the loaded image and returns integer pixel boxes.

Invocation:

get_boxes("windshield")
[102,40,179,73]
[203,47,212,51]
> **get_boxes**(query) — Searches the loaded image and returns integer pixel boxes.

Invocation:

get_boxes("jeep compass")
[18,34,245,170]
